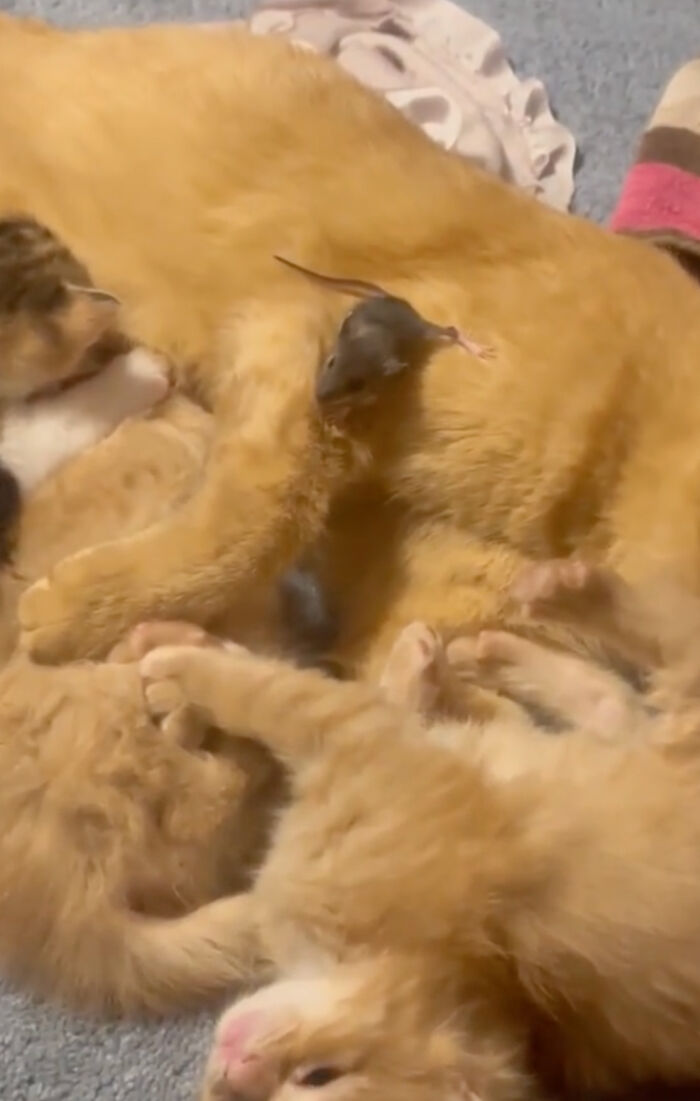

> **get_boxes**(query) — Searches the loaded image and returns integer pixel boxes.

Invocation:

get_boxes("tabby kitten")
[0,215,169,560]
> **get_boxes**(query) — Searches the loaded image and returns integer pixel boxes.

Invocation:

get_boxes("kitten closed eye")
[294,1066,344,1088]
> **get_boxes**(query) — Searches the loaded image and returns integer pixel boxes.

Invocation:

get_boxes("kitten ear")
[61,282,123,357]
[65,282,121,305]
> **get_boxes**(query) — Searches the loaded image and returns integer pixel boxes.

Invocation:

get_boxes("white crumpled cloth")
[245,0,576,210]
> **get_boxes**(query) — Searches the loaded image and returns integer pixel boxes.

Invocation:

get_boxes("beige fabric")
[648,59,700,133]
[239,0,575,210]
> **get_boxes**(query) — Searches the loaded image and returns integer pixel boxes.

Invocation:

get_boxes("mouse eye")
[345,379,365,394]
[295,1065,344,1088]
[324,355,336,371]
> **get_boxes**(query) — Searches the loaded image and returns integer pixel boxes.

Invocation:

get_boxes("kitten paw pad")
[510,559,592,609]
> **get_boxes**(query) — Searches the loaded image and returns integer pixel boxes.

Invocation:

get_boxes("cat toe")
[144,678,187,721]
[139,644,193,682]
[475,630,528,665]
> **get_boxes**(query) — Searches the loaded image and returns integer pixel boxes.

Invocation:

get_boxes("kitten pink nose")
[215,1011,277,1101]
[221,1053,277,1100]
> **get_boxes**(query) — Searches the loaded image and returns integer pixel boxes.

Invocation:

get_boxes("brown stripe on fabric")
[670,247,700,283]
[615,229,700,282]
[618,227,700,255]
[637,125,700,175]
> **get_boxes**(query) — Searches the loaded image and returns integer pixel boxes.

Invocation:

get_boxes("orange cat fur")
[0,16,692,673]
[135,565,700,1101]
[3,14,700,1033]
[0,392,306,1016]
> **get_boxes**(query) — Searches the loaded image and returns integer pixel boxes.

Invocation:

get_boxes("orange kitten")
[137,563,700,1100]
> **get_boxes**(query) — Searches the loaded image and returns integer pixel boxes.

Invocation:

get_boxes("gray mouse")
[274,255,492,407]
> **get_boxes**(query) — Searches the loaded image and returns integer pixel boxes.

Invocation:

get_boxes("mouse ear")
[382,356,407,377]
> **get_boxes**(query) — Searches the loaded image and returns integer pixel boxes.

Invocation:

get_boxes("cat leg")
[18,297,361,663]
[448,630,648,737]
[139,642,398,768]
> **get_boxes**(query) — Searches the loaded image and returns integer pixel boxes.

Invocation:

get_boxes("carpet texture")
[0,1,698,1098]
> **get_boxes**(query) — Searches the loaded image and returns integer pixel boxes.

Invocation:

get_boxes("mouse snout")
[315,353,353,404]
[315,367,342,404]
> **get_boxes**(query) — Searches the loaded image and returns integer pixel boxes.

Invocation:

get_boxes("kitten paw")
[380,620,445,712]
[140,643,249,726]
[446,630,534,684]
[140,645,204,721]
[115,347,171,409]
[510,558,591,609]
[510,558,617,629]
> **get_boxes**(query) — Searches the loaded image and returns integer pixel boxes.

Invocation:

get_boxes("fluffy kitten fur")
[135,563,700,1101]
[0,379,311,1015]
[0,17,695,679]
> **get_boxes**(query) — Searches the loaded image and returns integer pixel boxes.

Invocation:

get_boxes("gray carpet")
[0,1,698,1098]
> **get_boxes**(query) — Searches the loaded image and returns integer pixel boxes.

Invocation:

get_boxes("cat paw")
[510,558,616,628]
[388,621,442,670]
[18,575,86,662]
[446,630,532,686]
[139,645,203,720]
[18,550,141,661]
[380,621,445,712]
[115,347,171,412]
[510,559,591,609]
[139,643,246,726]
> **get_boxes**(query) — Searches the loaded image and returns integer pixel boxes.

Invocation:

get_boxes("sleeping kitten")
[135,561,700,1101]
[0,215,170,560]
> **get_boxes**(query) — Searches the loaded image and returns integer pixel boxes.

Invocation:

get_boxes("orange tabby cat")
[135,563,700,1101]
[0,16,696,676]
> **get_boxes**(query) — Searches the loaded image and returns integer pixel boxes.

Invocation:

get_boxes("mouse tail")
[273,254,385,298]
